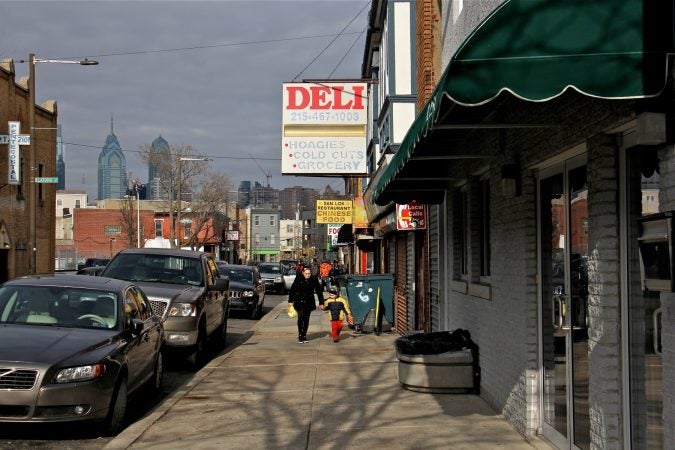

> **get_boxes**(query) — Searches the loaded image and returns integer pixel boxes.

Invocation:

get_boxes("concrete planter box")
[397,348,476,394]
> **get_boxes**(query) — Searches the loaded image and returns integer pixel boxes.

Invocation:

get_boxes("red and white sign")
[396,202,426,231]
[327,223,341,246]
[281,82,368,176]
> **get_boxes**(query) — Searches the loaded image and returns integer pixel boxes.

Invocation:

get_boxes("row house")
[361,0,674,448]
[55,195,224,269]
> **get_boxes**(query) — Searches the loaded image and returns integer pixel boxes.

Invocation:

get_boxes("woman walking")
[289,267,324,343]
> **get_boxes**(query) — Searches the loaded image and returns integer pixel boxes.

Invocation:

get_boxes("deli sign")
[281,82,368,176]
[284,84,365,116]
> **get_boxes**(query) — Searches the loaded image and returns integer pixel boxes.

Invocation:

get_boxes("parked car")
[76,266,106,276]
[279,259,299,271]
[282,266,297,292]
[77,258,110,271]
[0,274,164,434]
[220,264,265,319]
[100,248,229,368]
[258,262,285,294]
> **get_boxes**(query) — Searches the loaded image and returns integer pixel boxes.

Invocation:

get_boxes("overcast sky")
[0,0,370,200]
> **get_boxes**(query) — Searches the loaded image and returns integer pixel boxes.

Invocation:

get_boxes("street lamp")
[130,179,143,248]
[26,53,98,274]
[176,156,209,248]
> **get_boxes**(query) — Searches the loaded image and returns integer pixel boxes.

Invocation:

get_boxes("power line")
[51,32,364,61]
[328,26,367,79]
[292,1,370,81]
[58,139,281,161]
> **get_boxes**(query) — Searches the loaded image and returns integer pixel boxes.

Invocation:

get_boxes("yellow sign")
[316,200,353,224]
[353,197,369,227]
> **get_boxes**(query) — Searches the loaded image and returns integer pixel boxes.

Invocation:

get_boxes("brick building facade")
[0,59,57,281]
[361,0,673,448]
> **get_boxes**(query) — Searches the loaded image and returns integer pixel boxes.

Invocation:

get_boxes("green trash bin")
[343,274,394,326]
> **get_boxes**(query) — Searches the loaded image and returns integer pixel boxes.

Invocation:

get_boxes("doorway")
[538,155,590,449]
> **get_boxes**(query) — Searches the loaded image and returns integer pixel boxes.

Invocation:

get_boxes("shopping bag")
[287,304,298,318]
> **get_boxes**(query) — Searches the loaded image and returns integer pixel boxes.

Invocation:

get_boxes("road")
[0,293,288,450]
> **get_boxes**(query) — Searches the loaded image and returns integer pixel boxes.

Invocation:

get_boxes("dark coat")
[289,274,324,313]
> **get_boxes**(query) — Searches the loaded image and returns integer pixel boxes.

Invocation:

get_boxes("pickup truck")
[101,248,229,368]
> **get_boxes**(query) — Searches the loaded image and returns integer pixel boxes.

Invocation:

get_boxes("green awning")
[373,0,672,205]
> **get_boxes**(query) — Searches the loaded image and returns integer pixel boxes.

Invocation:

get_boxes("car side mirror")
[212,277,229,291]
[129,318,144,336]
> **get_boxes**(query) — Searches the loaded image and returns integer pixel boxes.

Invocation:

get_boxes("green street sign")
[35,177,59,183]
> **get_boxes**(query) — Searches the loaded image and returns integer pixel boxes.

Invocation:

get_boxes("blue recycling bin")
[343,274,394,325]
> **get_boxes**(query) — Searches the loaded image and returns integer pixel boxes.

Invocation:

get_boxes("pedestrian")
[288,267,324,343]
[319,260,332,290]
[324,287,352,343]
[310,258,320,277]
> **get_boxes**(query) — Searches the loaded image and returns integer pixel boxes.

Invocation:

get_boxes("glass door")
[626,147,663,449]
[539,156,590,449]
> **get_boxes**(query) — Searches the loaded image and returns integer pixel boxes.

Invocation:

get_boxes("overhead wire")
[292,1,370,81]
[27,3,371,188]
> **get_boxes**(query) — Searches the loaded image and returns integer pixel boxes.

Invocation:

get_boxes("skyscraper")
[56,124,65,190]
[97,118,126,200]
[148,135,170,200]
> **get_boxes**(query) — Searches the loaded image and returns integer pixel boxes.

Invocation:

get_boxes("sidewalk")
[105,303,551,450]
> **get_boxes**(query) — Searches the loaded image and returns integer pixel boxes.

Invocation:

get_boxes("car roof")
[224,264,254,271]
[4,274,130,290]
[113,248,208,258]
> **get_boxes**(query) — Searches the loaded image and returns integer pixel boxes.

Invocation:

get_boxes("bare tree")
[138,143,208,247]
[119,194,137,248]
[183,172,234,250]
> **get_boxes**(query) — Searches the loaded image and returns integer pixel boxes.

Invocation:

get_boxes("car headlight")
[275,276,282,283]
[243,290,255,297]
[169,302,196,317]
[54,364,106,383]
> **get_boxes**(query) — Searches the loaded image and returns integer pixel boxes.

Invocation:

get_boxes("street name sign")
[1,122,30,185]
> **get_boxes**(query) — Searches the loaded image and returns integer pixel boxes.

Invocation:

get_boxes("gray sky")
[0,0,369,200]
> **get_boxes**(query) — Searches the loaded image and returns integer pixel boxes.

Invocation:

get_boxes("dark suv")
[101,248,229,367]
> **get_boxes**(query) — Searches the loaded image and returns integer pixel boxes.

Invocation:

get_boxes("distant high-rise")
[56,125,65,190]
[148,135,170,200]
[238,181,251,208]
[97,118,127,200]
[279,186,319,219]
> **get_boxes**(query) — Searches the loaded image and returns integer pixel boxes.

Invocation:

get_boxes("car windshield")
[259,263,281,274]
[0,286,119,329]
[225,269,254,283]
[103,253,203,286]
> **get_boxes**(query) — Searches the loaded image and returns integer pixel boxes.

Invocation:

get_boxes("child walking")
[324,287,352,342]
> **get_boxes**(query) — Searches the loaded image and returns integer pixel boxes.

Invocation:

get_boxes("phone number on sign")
[288,111,363,122]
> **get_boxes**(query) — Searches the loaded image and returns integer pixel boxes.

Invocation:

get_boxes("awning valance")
[337,224,353,244]
[373,0,673,205]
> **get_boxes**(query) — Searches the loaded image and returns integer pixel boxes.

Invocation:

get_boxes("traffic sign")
[35,177,59,183]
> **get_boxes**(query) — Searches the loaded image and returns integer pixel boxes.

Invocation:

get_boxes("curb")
[103,303,285,449]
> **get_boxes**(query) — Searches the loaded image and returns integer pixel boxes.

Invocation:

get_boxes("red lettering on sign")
[286,86,309,110]
[285,84,365,110]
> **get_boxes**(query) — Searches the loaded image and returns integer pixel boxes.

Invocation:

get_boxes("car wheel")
[148,351,164,395]
[104,377,127,436]
[186,326,206,369]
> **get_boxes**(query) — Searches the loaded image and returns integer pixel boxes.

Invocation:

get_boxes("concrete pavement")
[105,303,551,450]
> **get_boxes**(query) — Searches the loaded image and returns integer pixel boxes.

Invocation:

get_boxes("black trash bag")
[395,329,476,355]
